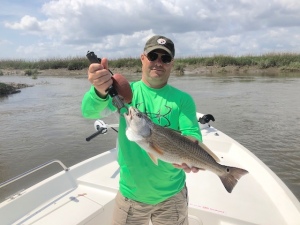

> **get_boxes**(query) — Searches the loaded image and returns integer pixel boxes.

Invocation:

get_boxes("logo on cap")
[157,38,166,45]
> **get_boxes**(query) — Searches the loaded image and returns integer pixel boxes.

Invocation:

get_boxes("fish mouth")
[124,106,134,126]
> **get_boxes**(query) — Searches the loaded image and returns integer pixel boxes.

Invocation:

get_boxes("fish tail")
[219,167,248,193]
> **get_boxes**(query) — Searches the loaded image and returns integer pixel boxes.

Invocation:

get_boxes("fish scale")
[150,124,216,166]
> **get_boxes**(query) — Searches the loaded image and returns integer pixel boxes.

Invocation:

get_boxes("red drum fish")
[124,106,248,193]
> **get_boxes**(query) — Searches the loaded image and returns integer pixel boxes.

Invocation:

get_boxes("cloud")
[2,0,300,59]
[5,15,42,33]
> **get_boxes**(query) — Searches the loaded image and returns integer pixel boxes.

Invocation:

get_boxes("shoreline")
[1,65,297,78]
[0,65,299,96]
[0,82,33,96]
[2,65,299,96]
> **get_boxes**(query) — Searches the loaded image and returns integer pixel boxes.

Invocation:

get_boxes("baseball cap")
[144,35,175,58]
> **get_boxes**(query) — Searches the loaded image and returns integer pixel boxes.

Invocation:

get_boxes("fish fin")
[149,142,164,155]
[146,142,163,165]
[147,153,158,165]
[219,167,249,193]
[198,142,220,163]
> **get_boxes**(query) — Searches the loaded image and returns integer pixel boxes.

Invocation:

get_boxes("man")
[81,35,202,225]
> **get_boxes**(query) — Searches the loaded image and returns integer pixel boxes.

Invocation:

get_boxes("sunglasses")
[145,52,173,64]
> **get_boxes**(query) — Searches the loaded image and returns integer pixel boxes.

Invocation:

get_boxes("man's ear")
[140,54,146,64]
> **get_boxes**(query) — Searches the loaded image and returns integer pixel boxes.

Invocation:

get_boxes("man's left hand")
[173,163,204,173]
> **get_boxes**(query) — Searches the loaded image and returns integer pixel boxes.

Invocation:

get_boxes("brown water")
[0,73,299,202]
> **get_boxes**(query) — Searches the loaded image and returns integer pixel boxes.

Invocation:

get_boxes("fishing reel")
[86,120,119,142]
[86,120,108,142]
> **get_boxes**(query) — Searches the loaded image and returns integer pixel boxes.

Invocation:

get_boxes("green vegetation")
[174,53,300,71]
[0,53,300,73]
[0,57,88,70]
[24,68,38,75]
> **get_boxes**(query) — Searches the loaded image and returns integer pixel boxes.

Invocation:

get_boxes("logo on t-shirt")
[135,103,171,127]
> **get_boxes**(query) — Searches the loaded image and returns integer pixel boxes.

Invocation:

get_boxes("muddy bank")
[0,82,33,96]
[0,65,291,78]
[2,65,300,78]
[0,65,298,96]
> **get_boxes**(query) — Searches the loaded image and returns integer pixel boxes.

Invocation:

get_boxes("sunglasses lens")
[146,52,172,64]
[147,52,159,61]
[161,55,172,63]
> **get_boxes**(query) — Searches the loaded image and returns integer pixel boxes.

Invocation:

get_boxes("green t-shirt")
[81,80,202,204]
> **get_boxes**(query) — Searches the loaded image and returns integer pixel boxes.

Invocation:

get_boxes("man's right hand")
[87,58,113,98]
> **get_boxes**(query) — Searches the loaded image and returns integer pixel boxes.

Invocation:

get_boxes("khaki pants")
[111,186,189,225]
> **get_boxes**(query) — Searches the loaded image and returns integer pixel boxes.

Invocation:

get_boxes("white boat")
[1,113,300,225]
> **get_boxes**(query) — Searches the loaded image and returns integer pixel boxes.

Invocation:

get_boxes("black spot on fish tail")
[219,167,248,193]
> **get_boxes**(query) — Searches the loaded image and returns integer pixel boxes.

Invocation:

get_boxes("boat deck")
[1,122,300,224]
[187,125,298,225]
[0,150,118,225]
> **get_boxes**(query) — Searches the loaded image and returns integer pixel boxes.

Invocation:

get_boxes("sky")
[1,0,300,60]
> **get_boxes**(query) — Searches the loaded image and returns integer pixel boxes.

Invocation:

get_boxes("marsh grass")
[1,53,300,73]
[175,53,300,67]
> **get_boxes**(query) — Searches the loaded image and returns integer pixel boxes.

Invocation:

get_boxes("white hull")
[1,113,300,225]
